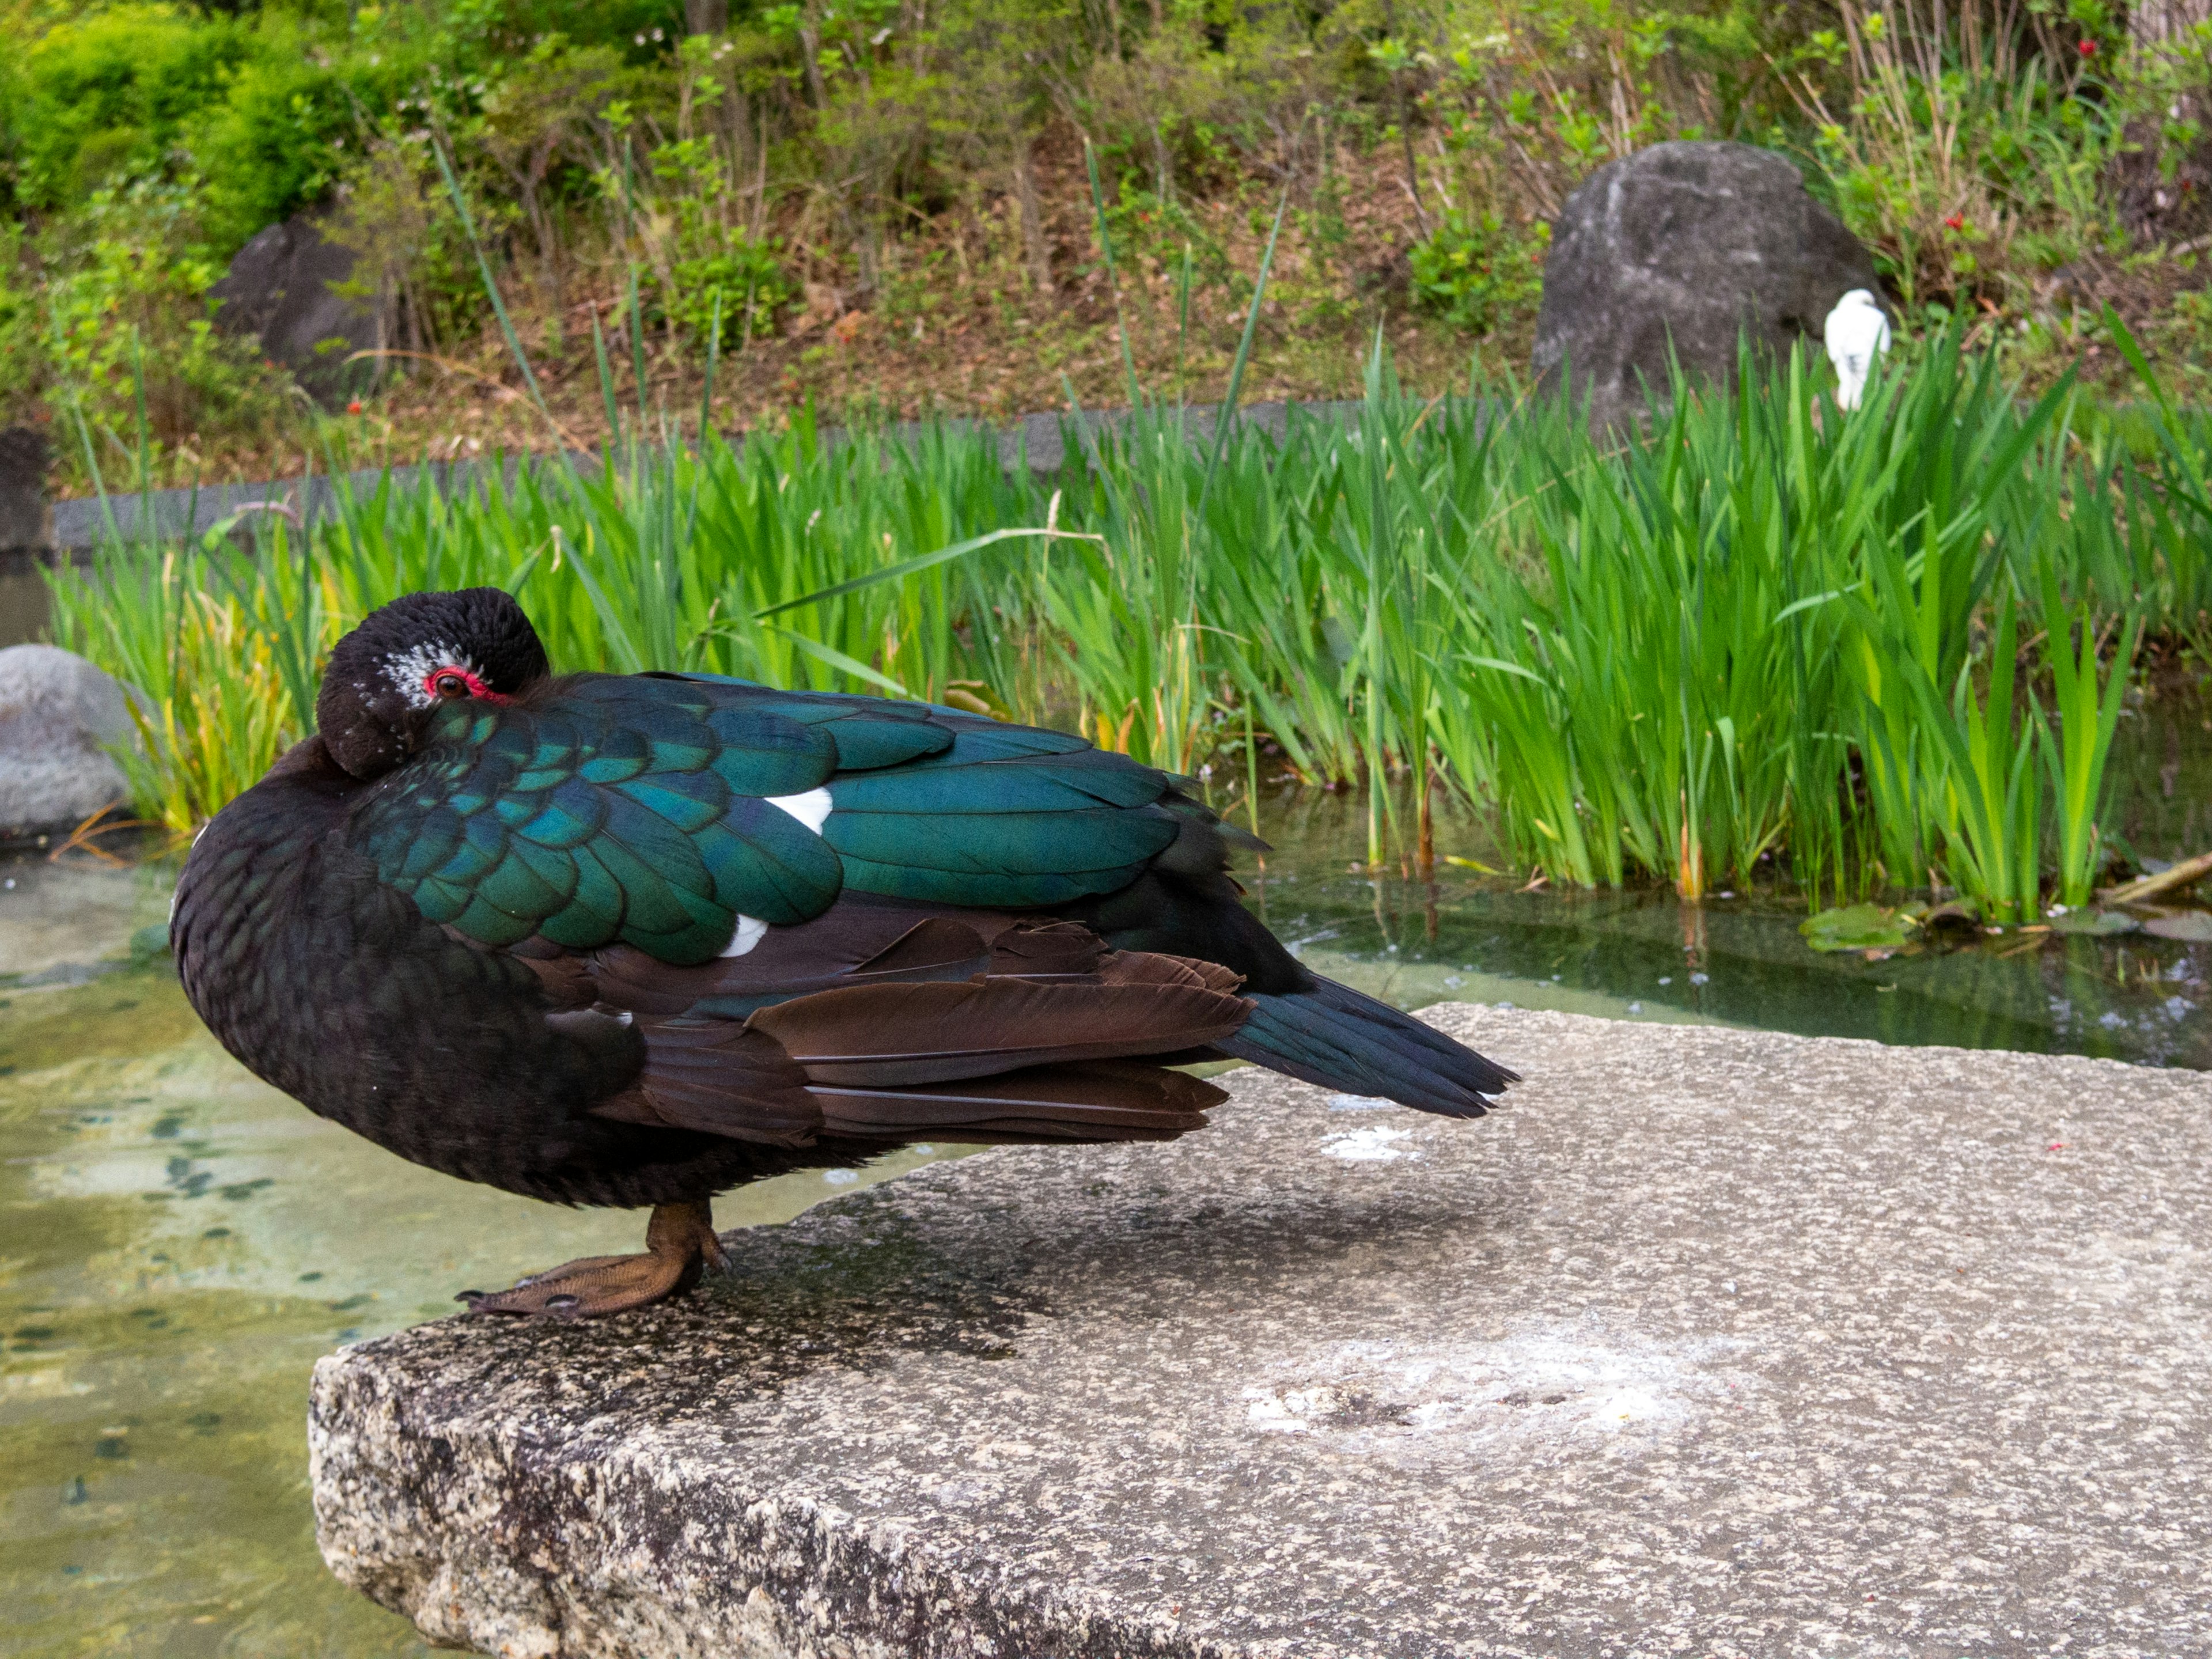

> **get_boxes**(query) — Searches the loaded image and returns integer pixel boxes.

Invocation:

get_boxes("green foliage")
[1104,184,1236,293]
[2037,570,2140,908]
[51,324,2209,921]
[641,137,792,343]
[1800,901,1925,951]
[187,16,393,254]
[1408,209,1546,333]
[12,5,253,212]
[665,234,792,342]
[47,531,323,834]
[41,181,286,468]
[1790,2,2125,310]
[6,0,2212,460]
[0,222,37,411]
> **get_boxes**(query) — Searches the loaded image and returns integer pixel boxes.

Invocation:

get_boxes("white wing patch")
[766,787,834,835]
[718,793,831,956]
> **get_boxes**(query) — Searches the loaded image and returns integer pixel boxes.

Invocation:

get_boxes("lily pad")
[2142,911,2212,942]
[2047,908,2141,937]
[1801,903,1921,953]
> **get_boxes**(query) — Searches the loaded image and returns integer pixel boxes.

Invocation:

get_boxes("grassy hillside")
[48,329,2212,915]
[6,0,2212,489]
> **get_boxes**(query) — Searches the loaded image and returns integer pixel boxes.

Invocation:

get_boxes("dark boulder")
[210,217,391,406]
[1533,141,1879,429]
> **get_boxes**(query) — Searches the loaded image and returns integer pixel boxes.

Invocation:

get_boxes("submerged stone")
[310,1006,2212,1658]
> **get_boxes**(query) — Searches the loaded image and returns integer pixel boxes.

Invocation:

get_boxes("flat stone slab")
[309,1007,2212,1658]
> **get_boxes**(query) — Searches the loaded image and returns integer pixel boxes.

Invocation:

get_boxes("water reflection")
[0,855,966,1659]
[1257,861,2209,1067]
[1244,779,2210,1071]
[3,737,2209,1658]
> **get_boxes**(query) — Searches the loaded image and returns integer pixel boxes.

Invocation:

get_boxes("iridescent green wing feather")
[354,673,1191,962]
[667,675,1184,906]
[350,677,850,964]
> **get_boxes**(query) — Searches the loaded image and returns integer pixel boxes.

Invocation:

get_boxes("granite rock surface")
[210,214,391,406]
[1533,141,1879,430]
[0,643,136,838]
[309,1007,2212,1658]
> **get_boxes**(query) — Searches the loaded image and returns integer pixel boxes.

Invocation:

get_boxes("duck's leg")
[459,1200,729,1319]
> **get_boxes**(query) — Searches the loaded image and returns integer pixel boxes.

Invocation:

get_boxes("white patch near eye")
[766,787,834,835]
[721,914,768,957]
[382,641,481,710]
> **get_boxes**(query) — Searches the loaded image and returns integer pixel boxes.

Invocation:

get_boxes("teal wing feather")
[821,728,1180,907]
[675,673,1184,908]
[354,672,1192,961]
[351,677,850,964]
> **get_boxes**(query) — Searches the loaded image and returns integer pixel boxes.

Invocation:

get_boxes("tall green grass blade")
[1198,177,1290,521]
[431,139,560,437]
[1083,139,1143,413]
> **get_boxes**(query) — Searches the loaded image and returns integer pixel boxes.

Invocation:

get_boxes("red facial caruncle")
[424,665,512,704]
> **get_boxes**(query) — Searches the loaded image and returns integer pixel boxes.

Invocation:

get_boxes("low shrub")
[1408,208,1547,334]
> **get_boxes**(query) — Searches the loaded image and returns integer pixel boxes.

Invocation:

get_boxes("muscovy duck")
[172,589,1515,1317]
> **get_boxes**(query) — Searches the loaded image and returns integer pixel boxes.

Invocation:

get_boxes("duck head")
[317,588,551,778]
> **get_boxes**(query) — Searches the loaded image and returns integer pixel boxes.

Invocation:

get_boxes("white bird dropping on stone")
[1824,288,1890,411]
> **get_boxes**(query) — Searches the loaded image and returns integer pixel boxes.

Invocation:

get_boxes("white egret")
[1824,289,1890,411]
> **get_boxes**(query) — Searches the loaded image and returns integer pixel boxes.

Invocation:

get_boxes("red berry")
[347,400,364,415]
[2078,39,2095,55]
[1944,214,1964,230]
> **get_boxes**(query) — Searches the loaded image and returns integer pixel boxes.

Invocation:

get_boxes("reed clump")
[48,328,2210,918]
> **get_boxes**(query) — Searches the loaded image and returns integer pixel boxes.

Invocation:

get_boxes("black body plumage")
[171,590,1516,1304]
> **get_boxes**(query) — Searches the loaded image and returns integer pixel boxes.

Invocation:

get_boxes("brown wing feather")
[744,974,1252,1086]
[585,911,1001,1015]
[809,1058,1225,1142]
[1096,949,1245,993]
[986,919,1107,976]
[578,906,1251,1154]
[590,1017,821,1146]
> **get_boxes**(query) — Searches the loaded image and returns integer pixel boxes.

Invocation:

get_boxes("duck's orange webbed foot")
[459,1200,728,1319]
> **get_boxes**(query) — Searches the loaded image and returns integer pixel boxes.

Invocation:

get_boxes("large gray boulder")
[1534,141,1880,429]
[0,644,137,838]
[210,216,391,406]
[309,1007,2212,1658]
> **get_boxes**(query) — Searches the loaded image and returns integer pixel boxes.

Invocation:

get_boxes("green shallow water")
[0,859,967,1659]
[1236,687,2212,1070]
[3,730,2210,1657]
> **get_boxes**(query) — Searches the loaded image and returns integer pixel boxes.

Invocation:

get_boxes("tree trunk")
[2131,1,2212,43]
[797,20,830,110]
[684,0,729,33]
[1012,135,1054,294]
[2114,1,2212,244]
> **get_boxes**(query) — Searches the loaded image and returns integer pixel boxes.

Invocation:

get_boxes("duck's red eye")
[419,663,510,705]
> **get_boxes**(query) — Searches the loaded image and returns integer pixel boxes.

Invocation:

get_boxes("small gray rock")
[210,215,391,407]
[1534,141,1880,430]
[0,643,137,837]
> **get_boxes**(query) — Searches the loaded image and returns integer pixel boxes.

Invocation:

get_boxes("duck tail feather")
[1215,976,1516,1118]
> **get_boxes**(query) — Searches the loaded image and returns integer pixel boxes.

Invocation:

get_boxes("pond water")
[3,700,2209,1659]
